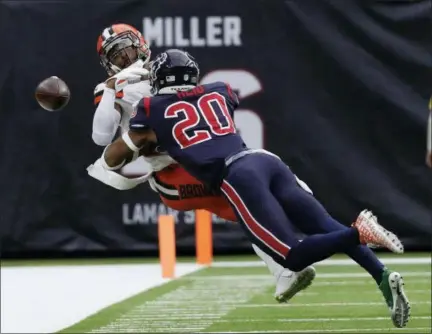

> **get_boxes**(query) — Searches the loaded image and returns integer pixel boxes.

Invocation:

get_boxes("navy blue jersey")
[130,82,246,188]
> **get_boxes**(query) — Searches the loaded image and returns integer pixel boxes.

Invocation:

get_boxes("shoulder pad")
[213,81,227,89]
[94,82,106,96]
[94,83,108,106]
[214,81,226,87]
[141,80,153,97]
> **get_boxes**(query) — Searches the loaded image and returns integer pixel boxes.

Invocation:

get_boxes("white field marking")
[205,328,432,334]
[0,263,201,334]
[190,272,431,280]
[144,287,432,300]
[289,278,430,288]
[131,300,432,307]
[239,301,431,308]
[211,257,431,268]
[201,316,431,323]
[90,275,274,333]
[282,289,431,296]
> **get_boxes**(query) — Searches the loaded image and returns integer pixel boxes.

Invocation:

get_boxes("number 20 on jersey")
[165,91,236,149]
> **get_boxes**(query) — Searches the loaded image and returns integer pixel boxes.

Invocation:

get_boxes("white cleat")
[353,210,404,254]
[274,266,316,303]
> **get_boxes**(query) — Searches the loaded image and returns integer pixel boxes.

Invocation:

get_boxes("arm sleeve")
[129,97,151,131]
[92,85,121,146]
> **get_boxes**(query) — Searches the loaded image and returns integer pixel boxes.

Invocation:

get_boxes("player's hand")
[426,151,432,168]
[105,67,149,92]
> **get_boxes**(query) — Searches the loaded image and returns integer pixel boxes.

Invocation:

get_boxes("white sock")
[251,244,285,278]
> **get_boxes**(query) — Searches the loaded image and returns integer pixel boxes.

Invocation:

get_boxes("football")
[35,76,70,111]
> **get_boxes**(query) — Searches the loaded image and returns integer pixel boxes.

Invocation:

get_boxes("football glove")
[106,66,149,92]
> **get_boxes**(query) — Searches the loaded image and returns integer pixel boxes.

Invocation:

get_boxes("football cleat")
[379,268,411,328]
[352,210,404,254]
[274,266,316,303]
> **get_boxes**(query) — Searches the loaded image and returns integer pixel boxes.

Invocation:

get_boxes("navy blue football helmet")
[149,49,200,93]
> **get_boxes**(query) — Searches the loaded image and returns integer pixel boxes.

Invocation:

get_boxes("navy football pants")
[221,150,355,268]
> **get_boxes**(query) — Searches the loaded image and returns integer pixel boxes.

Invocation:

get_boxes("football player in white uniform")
[90,24,310,303]
[93,23,152,146]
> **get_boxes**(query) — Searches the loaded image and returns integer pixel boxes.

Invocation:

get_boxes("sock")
[304,216,385,284]
[252,243,285,278]
[278,185,385,283]
[284,227,360,271]
[304,217,385,284]
[347,245,385,284]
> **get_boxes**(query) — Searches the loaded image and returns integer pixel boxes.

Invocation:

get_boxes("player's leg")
[223,153,377,270]
[251,243,309,303]
[221,152,404,301]
[221,160,316,302]
[152,166,298,301]
[270,162,409,327]
[273,171,385,283]
[223,152,403,268]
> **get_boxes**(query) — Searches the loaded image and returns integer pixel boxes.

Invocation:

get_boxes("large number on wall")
[121,69,264,176]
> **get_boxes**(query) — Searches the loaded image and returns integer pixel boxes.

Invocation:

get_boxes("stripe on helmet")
[102,29,111,41]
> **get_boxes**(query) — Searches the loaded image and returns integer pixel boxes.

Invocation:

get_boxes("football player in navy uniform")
[92,49,410,327]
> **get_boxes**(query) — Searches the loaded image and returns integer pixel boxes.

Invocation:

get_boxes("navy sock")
[275,183,385,283]
[284,227,360,271]
[304,217,385,284]
[346,245,385,284]
[303,216,385,284]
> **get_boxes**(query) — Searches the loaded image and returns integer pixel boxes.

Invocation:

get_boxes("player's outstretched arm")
[86,129,157,190]
[103,130,156,168]
[92,82,122,146]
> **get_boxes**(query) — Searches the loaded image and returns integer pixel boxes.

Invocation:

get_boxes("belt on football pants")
[225,148,281,167]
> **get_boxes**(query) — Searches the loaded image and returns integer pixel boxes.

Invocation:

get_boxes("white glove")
[87,158,152,190]
[106,67,149,92]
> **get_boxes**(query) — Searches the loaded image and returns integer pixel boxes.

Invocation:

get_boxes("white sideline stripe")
[239,301,431,308]
[212,257,431,267]
[206,328,432,334]
[1,263,202,333]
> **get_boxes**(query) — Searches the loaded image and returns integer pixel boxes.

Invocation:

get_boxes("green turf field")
[58,255,431,333]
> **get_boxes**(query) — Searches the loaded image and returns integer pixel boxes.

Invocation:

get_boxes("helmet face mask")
[106,42,137,71]
[97,24,151,76]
